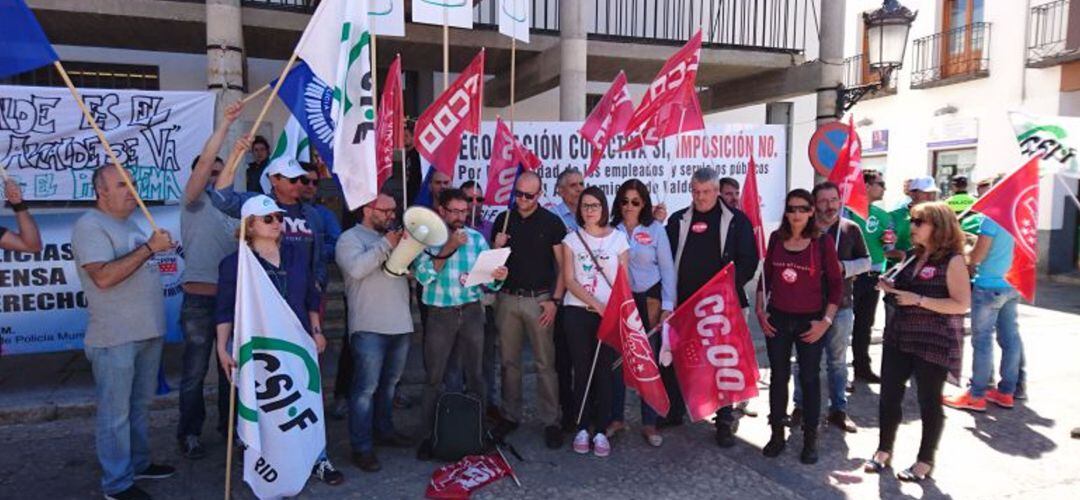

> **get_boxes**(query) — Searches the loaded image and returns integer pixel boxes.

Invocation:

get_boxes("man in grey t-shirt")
[72,166,177,499]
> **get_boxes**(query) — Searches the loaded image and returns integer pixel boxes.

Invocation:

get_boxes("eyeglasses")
[785,205,812,214]
[276,175,313,186]
[445,208,469,217]
[581,202,603,211]
[619,198,642,208]
[260,213,284,224]
[909,217,927,227]
[512,189,539,201]
[466,196,484,203]
[369,206,396,216]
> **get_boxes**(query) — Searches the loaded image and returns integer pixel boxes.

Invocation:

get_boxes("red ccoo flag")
[415,50,485,180]
[425,453,513,499]
[375,54,404,193]
[620,30,704,152]
[665,263,759,421]
[579,71,633,177]
[827,117,870,220]
[484,117,542,207]
[740,154,767,258]
[969,157,1040,301]
[597,266,670,417]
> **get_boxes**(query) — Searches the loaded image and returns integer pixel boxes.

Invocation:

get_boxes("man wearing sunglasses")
[490,171,568,449]
[665,167,758,447]
[850,170,893,384]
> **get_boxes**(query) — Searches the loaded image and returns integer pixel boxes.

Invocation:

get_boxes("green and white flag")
[1009,111,1080,178]
[294,0,378,209]
[233,241,325,499]
[261,117,312,193]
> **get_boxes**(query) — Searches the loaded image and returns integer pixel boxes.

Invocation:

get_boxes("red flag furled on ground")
[579,71,633,177]
[484,117,542,207]
[827,116,870,220]
[375,54,404,193]
[596,267,670,417]
[415,49,485,180]
[620,30,704,152]
[969,157,1040,301]
[741,154,767,258]
[665,263,759,421]
[425,453,512,500]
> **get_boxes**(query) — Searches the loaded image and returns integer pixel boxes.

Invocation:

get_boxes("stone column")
[815,0,845,127]
[559,0,588,121]
[206,0,245,125]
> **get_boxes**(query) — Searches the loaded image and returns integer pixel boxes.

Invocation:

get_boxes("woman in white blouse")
[561,186,629,458]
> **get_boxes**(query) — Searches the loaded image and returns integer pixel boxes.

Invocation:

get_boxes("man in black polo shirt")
[492,171,567,449]
[665,167,758,448]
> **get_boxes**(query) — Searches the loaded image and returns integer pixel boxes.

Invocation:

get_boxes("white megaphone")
[383,206,449,277]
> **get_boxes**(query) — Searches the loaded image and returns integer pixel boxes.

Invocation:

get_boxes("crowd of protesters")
[2,99,1074,499]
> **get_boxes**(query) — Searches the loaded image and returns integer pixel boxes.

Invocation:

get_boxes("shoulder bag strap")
[575,229,614,289]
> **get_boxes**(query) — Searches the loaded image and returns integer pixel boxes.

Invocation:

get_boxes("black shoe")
[351,452,382,472]
[827,411,858,433]
[854,370,882,384]
[800,429,818,464]
[416,438,433,461]
[134,464,175,480]
[1014,383,1028,401]
[105,485,151,500]
[492,418,519,440]
[787,408,803,429]
[374,432,414,448]
[178,435,206,460]
[714,424,736,448]
[544,425,563,449]
[762,425,786,458]
[845,381,856,394]
[311,458,345,485]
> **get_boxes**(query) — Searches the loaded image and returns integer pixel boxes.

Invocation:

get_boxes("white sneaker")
[592,433,611,457]
[572,430,590,454]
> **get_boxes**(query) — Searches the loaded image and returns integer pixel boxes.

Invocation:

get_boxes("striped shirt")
[413,227,503,307]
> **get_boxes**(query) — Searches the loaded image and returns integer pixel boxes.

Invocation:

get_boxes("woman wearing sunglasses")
[213,195,343,485]
[562,186,630,457]
[757,189,843,465]
[607,179,676,447]
[867,202,970,482]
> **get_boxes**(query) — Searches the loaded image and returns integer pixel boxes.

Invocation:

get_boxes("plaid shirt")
[413,227,503,307]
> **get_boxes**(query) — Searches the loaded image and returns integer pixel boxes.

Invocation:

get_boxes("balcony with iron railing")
[236,0,809,52]
[1027,0,1080,67]
[910,22,991,90]
[842,54,897,98]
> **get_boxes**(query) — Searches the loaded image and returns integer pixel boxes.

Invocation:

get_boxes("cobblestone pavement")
[1,281,1078,499]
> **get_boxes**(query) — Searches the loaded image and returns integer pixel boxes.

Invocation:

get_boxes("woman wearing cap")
[866,202,970,482]
[213,195,344,486]
[607,179,675,447]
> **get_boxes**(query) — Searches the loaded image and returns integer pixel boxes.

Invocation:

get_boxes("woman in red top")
[756,189,843,464]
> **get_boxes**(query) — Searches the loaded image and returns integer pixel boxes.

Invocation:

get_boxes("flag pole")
[371,32,378,108]
[575,340,604,426]
[223,219,247,500]
[442,9,449,91]
[240,84,270,106]
[1054,172,1080,212]
[510,37,517,133]
[222,52,300,182]
[52,61,158,229]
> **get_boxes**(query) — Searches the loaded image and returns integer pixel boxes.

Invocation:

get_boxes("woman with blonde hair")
[866,201,970,482]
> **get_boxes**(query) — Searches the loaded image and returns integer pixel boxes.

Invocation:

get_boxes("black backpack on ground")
[430,392,487,461]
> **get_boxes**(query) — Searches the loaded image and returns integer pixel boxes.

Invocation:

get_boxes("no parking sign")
[808,121,850,177]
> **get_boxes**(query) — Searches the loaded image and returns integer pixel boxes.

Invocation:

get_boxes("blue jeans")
[85,337,164,495]
[794,307,854,413]
[348,331,410,454]
[177,293,229,440]
[971,286,1022,397]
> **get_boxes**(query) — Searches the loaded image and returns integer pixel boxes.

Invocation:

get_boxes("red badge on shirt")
[781,268,798,284]
[634,231,653,245]
[918,266,936,280]
[691,222,708,234]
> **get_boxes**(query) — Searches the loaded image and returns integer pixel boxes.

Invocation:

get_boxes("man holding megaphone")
[413,189,508,460]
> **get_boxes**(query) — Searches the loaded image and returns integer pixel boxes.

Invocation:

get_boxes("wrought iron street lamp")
[839,0,917,112]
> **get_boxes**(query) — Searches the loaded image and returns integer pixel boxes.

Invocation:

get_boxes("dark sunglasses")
[785,205,812,214]
[619,198,643,207]
[260,213,284,224]
[512,189,539,201]
[466,196,484,203]
[910,217,927,227]
[276,174,313,186]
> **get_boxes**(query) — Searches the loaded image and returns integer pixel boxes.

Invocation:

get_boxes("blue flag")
[0,0,59,78]
[412,166,435,208]
[274,61,336,167]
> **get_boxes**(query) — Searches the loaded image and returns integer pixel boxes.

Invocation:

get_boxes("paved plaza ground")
[1,280,1079,499]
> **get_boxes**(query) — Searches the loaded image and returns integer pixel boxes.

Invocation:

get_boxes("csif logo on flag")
[303,78,336,152]
[338,24,376,145]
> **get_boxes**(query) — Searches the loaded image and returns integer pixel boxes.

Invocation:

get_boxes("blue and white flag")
[0,0,60,78]
[275,62,335,170]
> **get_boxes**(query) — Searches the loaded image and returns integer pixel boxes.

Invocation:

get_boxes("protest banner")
[437,122,788,226]
[0,85,213,202]
[0,206,184,355]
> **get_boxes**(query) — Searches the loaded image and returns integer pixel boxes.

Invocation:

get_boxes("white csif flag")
[294,0,378,209]
[233,242,325,499]
[498,0,529,43]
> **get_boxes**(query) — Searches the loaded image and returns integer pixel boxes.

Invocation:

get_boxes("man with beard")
[335,193,413,472]
[414,189,508,460]
[719,177,740,209]
[790,182,869,434]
